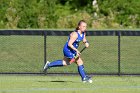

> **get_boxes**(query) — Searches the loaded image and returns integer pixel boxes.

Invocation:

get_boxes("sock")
[48,60,63,67]
[78,65,86,80]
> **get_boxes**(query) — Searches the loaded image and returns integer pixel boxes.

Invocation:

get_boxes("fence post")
[44,31,47,66]
[118,31,121,76]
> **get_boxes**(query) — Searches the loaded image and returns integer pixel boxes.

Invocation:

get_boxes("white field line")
[0,86,140,92]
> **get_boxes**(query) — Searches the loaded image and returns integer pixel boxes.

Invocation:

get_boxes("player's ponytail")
[75,20,86,30]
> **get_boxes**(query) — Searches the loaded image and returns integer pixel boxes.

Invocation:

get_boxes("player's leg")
[63,56,71,65]
[43,49,74,71]
[43,56,70,70]
[76,57,86,79]
[76,57,92,83]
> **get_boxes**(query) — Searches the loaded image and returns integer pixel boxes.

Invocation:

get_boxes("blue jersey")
[63,31,85,59]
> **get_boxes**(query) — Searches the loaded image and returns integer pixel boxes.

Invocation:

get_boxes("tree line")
[0,0,140,29]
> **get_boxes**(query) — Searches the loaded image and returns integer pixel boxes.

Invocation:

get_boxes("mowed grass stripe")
[0,75,139,93]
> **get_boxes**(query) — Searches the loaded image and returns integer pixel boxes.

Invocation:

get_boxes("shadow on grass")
[37,80,76,83]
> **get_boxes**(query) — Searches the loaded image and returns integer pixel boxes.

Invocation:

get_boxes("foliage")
[57,11,93,28]
[98,0,140,28]
[0,0,140,29]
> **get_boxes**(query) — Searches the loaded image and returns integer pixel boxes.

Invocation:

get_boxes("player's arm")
[68,32,81,55]
[83,33,89,48]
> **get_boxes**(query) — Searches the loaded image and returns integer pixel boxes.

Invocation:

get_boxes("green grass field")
[0,75,140,93]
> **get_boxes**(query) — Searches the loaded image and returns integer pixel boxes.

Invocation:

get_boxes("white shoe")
[82,76,93,83]
[43,61,50,70]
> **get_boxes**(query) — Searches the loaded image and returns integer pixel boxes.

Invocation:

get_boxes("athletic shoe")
[82,76,92,83]
[43,61,50,71]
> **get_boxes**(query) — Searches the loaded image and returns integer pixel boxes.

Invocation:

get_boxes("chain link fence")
[0,30,139,75]
[121,36,140,74]
[0,35,44,73]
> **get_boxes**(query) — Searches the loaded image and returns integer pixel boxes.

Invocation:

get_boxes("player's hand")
[85,42,89,48]
[76,50,81,57]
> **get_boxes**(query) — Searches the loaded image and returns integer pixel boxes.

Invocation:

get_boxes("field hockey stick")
[79,46,86,53]
[70,46,86,63]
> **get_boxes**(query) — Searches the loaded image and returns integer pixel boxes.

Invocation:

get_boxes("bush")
[57,11,93,28]
[0,0,140,29]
